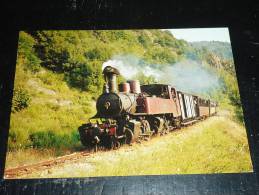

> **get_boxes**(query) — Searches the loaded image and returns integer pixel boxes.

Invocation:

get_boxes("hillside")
[6,30,244,167]
[190,41,233,60]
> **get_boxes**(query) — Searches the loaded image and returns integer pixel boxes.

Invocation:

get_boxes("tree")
[133,72,157,85]
[17,31,41,72]
[65,60,103,95]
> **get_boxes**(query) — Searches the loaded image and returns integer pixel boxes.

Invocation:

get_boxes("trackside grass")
[23,111,252,178]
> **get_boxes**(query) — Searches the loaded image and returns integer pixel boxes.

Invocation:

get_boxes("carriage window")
[171,88,176,98]
[199,99,208,106]
[161,86,170,99]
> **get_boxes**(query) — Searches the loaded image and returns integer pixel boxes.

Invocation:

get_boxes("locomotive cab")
[141,84,171,99]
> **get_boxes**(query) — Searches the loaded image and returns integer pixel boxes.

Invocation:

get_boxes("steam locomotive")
[78,66,217,149]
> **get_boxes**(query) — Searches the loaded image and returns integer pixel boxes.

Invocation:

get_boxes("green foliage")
[191,41,233,60]
[117,75,127,84]
[138,34,151,47]
[84,46,112,61]
[19,29,204,97]
[8,127,32,150]
[65,60,103,94]
[221,59,235,75]
[8,128,80,151]
[185,42,241,123]
[65,61,93,90]
[8,62,96,151]
[29,130,80,149]
[17,32,41,72]
[9,29,245,157]
[31,31,106,93]
[144,47,178,64]
[218,69,244,123]
[37,116,251,177]
[133,72,157,85]
[11,86,31,113]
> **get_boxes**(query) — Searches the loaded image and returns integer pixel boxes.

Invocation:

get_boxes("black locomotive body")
[78,66,218,149]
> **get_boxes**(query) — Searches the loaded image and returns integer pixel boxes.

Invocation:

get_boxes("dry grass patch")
[5,148,56,169]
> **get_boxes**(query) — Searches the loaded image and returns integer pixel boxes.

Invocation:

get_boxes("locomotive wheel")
[174,118,182,129]
[163,121,169,134]
[111,137,121,150]
[94,144,98,152]
[106,136,121,150]
[102,134,112,149]
[78,124,90,147]
[108,136,115,150]
[114,141,121,149]
[124,128,134,145]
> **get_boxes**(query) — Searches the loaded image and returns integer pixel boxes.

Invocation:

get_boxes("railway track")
[4,118,204,179]
[4,151,90,179]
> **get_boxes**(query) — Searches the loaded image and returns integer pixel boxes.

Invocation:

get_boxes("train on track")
[78,66,217,149]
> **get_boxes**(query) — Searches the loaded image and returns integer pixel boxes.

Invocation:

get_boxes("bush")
[138,34,151,47]
[7,128,32,151]
[11,87,31,112]
[18,31,41,72]
[220,71,244,123]
[29,130,80,149]
[65,60,103,94]
[144,47,178,64]
[84,46,112,61]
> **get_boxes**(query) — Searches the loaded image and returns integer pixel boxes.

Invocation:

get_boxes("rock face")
[207,53,223,69]
[56,100,72,106]
[27,80,56,95]
[27,79,72,107]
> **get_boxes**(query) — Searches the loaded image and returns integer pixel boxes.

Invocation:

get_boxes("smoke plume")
[102,55,161,79]
[102,55,221,96]
[161,60,221,95]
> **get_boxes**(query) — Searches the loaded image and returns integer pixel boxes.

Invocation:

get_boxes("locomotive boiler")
[78,65,218,149]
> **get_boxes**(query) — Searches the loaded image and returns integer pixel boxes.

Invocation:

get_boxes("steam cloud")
[161,60,221,95]
[102,55,161,79]
[102,54,221,96]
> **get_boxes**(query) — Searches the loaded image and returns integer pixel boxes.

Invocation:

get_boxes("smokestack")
[103,66,120,93]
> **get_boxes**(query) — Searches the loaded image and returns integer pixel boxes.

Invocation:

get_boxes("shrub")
[18,31,41,72]
[11,87,31,112]
[65,60,103,94]
[29,130,80,149]
[7,128,32,151]
[138,34,150,47]
[84,46,112,61]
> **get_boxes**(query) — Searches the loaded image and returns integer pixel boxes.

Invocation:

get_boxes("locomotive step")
[181,120,198,126]
[139,133,152,136]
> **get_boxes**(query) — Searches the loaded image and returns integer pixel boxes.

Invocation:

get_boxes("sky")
[165,28,230,43]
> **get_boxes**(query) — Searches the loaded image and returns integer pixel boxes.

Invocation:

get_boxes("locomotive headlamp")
[104,101,111,110]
